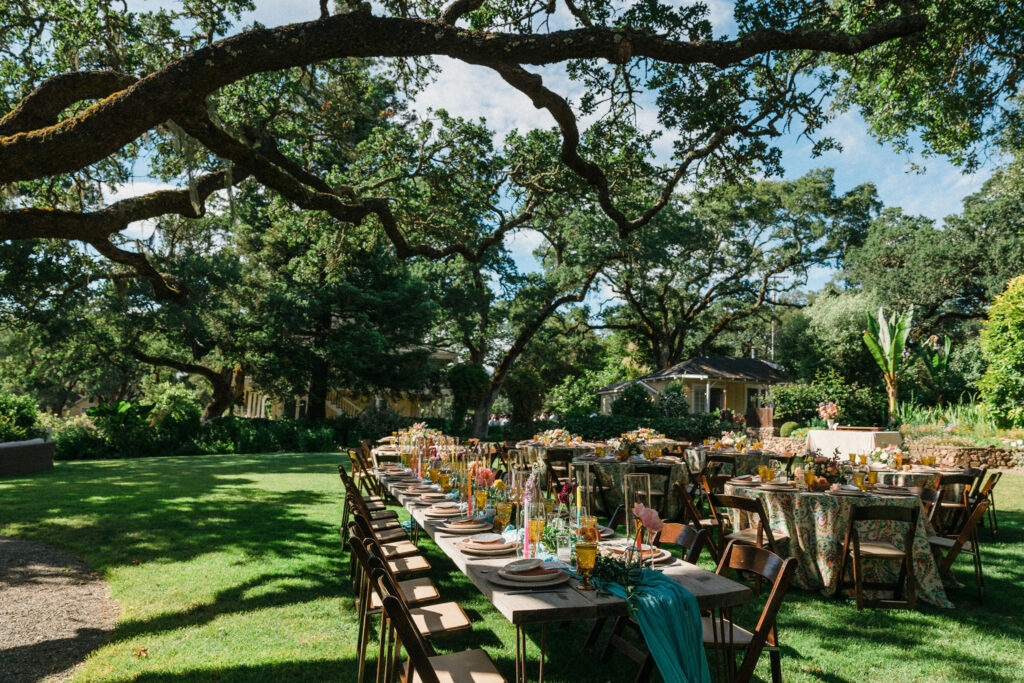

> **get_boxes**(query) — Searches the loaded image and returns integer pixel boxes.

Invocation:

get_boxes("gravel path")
[0,536,117,682]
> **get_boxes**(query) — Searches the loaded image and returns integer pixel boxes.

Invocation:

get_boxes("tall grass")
[894,398,1024,447]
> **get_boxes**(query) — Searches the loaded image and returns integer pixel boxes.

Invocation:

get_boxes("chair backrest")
[977,471,1001,498]
[544,449,575,492]
[655,523,705,564]
[707,493,779,552]
[373,568,441,683]
[607,505,626,531]
[672,481,705,526]
[700,474,731,495]
[936,500,989,573]
[706,453,736,474]
[715,541,798,681]
[914,487,944,527]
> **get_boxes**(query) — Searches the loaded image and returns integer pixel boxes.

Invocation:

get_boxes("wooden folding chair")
[969,472,1001,536]
[706,493,788,555]
[934,473,974,534]
[543,448,575,494]
[708,541,798,683]
[671,481,721,561]
[374,569,505,683]
[912,487,944,529]
[631,463,673,518]
[929,499,989,601]
[836,504,919,611]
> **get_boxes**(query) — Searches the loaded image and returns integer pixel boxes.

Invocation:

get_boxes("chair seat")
[381,539,420,559]
[701,616,754,648]
[389,555,431,576]
[928,536,974,553]
[376,527,409,542]
[366,501,387,511]
[371,509,399,520]
[850,540,904,559]
[405,648,506,683]
[372,518,403,532]
[370,576,439,609]
[726,527,789,546]
[410,601,473,636]
[939,501,967,508]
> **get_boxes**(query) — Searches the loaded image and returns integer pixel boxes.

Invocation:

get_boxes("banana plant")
[917,335,952,405]
[863,306,914,420]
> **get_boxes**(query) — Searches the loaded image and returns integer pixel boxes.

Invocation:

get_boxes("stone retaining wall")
[907,444,1022,469]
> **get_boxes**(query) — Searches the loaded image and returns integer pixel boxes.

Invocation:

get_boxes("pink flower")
[474,467,495,488]
[632,503,664,533]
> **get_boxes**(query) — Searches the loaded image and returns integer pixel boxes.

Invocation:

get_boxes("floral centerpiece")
[720,430,747,450]
[817,401,840,428]
[539,428,581,445]
[609,433,642,460]
[806,450,844,489]
[869,444,906,468]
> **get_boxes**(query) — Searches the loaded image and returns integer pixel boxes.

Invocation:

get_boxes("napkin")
[833,484,859,491]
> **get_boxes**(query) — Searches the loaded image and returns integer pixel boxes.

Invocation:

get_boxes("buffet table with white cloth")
[805,429,901,456]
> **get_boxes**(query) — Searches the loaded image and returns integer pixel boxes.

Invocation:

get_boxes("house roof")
[597,356,787,395]
[646,356,787,384]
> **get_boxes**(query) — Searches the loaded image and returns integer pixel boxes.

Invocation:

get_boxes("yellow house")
[240,347,458,419]
[597,355,787,415]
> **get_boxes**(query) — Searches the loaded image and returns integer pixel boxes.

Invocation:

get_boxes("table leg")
[514,624,548,682]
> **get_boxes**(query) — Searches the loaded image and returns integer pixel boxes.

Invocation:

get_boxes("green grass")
[1,453,1023,682]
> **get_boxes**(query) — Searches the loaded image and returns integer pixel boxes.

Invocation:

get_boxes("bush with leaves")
[46,415,108,460]
[145,382,202,454]
[0,392,43,441]
[611,384,656,418]
[771,370,886,427]
[779,421,800,438]
[656,382,690,417]
[980,275,1024,427]
[503,368,545,423]
[87,401,157,457]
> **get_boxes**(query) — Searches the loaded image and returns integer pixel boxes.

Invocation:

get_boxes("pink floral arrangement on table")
[817,401,840,421]
[629,503,665,560]
[474,466,495,488]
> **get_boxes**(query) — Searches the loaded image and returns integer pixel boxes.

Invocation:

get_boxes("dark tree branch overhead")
[0,11,927,185]
[0,3,929,294]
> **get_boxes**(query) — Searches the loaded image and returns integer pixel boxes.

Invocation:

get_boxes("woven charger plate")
[488,570,571,589]
[439,523,493,534]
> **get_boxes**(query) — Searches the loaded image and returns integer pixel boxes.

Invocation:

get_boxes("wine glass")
[575,541,598,590]
[867,470,878,489]
[495,501,513,532]
[528,515,546,557]
[853,471,866,490]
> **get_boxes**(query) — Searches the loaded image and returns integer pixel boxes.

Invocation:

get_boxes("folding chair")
[836,504,919,611]
[929,499,989,601]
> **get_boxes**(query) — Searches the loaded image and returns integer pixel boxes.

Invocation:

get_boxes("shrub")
[148,382,202,454]
[0,392,43,441]
[447,363,491,427]
[771,369,886,427]
[297,426,336,452]
[980,275,1024,427]
[87,401,157,457]
[502,367,545,424]
[49,415,109,460]
[656,382,690,417]
[611,384,655,418]
[779,421,800,437]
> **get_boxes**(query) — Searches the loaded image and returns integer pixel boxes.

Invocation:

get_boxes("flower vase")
[827,419,837,430]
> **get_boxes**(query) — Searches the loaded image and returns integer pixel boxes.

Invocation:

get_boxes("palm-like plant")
[917,334,952,405]
[863,307,914,421]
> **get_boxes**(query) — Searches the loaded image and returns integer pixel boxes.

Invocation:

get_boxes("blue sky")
[123,1,999,292]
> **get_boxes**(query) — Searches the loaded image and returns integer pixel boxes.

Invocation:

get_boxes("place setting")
[423,501,467,519]
[484,558,572,590]
[455,533,520,557]
[435,516,495,534]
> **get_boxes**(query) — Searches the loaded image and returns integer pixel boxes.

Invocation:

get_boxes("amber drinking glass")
[858,454,868,466]
[579,514,599,543]
[867,470,878,488]
[575,541,598,590]
[853,471,866,490]
[474,489,489,512]
[528,517,546,557]
[495,501,513,531]
[803,470,815,487]
[438,471,451,490]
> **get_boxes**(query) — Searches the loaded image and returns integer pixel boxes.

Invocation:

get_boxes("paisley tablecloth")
[570,458,690,520]
[686,448,781,477]
[876,470,944,488]
[724,484,951,608]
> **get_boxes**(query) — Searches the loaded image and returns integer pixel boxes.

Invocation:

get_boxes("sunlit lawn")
[0,453,1022,681]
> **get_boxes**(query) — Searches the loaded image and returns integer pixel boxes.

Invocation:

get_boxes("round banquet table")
[686,447,782,477]
[723,483,952,608]
[876,469,944,488]
[570,456,690,520]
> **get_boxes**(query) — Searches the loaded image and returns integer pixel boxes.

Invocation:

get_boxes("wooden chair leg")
[770,648,783,683]
[973,535,985,602]
[583,617,606,649]
[853,553,864,611]
[600,616,627,661]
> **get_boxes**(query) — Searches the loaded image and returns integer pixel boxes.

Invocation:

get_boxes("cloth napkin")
[592,570,711,683]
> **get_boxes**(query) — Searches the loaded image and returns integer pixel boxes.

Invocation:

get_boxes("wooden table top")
[377,471,752,626]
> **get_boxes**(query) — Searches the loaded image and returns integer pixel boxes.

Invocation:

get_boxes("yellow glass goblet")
[575,541,598,590]
[867,470,878,488]
[474,489,489,512]
[803,470,815,487]
[528,517,546,557]
[853,471,866,490]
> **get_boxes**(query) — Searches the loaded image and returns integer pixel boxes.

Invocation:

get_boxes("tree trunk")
[470,387,499,439]
[202,368,235,421]
[886,381,898,423]
[308,357,328,420]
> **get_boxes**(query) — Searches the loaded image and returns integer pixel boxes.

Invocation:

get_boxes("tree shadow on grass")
[113,659,360,683]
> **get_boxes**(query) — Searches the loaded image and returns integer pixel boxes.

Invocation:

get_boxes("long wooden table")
[375,468,753,681]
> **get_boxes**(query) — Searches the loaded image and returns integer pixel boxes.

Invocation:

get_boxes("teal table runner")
[594,569,711,683]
